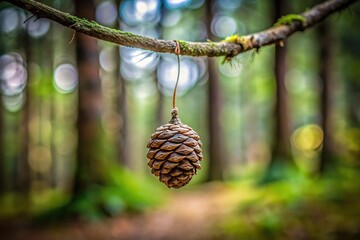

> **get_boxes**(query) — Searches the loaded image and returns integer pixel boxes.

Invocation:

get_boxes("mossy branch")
[4,0,358,57]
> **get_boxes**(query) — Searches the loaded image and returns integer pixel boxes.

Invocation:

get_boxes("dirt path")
[1,183,239,240]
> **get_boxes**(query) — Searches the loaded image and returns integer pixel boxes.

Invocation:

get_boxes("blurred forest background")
[1,0,360,239]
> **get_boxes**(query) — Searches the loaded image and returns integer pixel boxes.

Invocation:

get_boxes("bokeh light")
[96,1,117,26]
[216,0,243,11]
[157,56,202,96]
[188,0,205,9]
[53,63,78,93]
[118,47,158,82]
[120,0,160,25]
[100,48,117,72]
[120,62,146,81]
[2,92,25,112]
[161,10,182,27]
[291,124,324,158]
[211,15,237,38]
[0,8,19,33]
[123,49,158,68]
[26,18,50,38]
[0,52,27,96]
[136,0,160,22]
[131,80,156,99]
[120,1,137,25]
[164,0,191,9]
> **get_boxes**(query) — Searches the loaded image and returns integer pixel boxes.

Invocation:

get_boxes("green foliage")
[107,167,165,211]
[274,14,306,27]
[217,167,360,239]
[34,166,165,222]
[77,170,162,219]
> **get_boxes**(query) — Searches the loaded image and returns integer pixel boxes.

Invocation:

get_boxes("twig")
[69,30,76,44]
[23,14,35,24]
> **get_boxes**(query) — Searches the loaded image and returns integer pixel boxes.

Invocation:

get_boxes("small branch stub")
[69,30,76,44]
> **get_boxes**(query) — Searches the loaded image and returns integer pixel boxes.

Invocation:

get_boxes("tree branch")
[3,0,358,57]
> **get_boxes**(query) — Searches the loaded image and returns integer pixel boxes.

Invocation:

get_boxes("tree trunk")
[0,92,4,195]
[0,34,4,194]
[115,47,129,167]
[114,0,129,167]
[318,21,334,173]
[16,30,32,194]
[207,58,225,181]
[205,0,225,181]
[270,0,292,164]
[73,0,104,193]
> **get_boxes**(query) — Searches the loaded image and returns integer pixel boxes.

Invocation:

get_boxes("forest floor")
[1,177,360,240]
[0,183,240,240]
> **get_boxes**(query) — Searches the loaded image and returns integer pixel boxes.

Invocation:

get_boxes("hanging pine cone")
[146,108,203,189]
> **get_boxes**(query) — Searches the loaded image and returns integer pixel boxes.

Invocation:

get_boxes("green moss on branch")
[274,14,306,27]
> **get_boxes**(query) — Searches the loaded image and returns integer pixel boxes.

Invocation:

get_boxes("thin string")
[173,41,181,109]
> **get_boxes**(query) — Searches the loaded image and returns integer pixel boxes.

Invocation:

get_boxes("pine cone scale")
[167,153,186,162]
[183,138,198,147]
[193,145,201,153]
[154,151,172,160]
[158,130,178,139]
[175,145,194,155]
[186,151,198,161]
[147,149,159,159]
[152,160,164,169]
[160,142,181,150]
[171,127,189,133]
[168,134,188,143]
[170,169,182,176]
[149,139,167,148]
[151,169,160,176]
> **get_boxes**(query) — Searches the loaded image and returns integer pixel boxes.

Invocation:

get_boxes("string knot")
[174,40,181,55]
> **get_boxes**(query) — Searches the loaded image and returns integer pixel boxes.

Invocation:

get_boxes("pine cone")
[146,108,203,189]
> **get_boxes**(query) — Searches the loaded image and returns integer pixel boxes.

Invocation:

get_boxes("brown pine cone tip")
[146,108,203,189]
